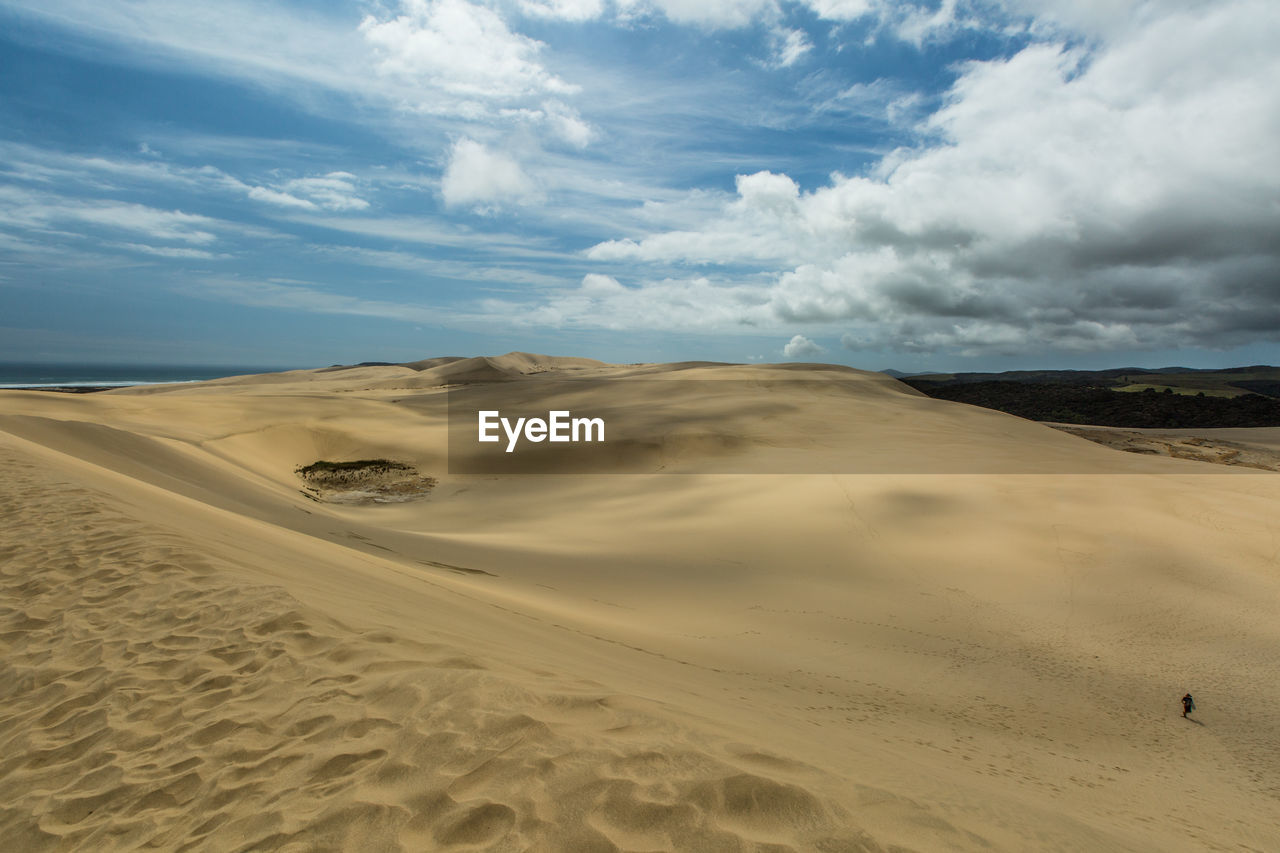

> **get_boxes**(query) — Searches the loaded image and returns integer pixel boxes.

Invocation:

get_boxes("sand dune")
[2,358,1279,851]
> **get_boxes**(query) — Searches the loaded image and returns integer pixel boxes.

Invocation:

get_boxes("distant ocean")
[0,363,297,389]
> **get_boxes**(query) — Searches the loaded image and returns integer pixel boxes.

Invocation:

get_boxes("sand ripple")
[0,449,888,852]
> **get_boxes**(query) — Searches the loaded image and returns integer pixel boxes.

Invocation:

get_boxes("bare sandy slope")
[2,354,1279,852]
[1052,423,1280,471]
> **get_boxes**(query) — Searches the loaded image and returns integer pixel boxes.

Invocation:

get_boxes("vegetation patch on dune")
[296,459,436,504]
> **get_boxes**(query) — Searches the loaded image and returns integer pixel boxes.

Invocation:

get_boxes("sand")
[1,354,1278,851]
[1051,423,1280,471]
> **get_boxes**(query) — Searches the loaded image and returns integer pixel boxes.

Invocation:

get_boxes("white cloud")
[995,0,1218,39]
[60,203,220,244]
[9,0,1278,363]
[557,0,1280,354]
[115,242,222,259]
[1,0,364,99]
[2,1,590,126]
[280,172,369,211]
[734,170,800,214]
[769,27,813,67]
[617,0,777,28]
[893,0,960,46]
[580,272,628,294]
[541,101,595,148]
[0,140,216,192]
[478,275,773,330]
[360,0,576,100]
[501,101,596,148]
[801,77,926,128]
[0,184,273,258]
[789,0,983,45]
[0,142,373,220]
[247,186,317,210]
[227,171,371,213]
[585,170,812,265]
[440,138,538,209]
[800,0,874,21]
[782,334,825,358]
[519,0,605,21]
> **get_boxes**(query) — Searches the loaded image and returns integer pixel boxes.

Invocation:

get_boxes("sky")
[1,0,1278,372]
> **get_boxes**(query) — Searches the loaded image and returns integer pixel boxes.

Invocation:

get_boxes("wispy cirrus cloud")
[309,243,569,289]
[189,276,440,324]
[768,27,812,67]
[616,0,777,28]
[518,0,605,21]
[0,185,221,244]
[0,142,369,217]
[112,242,223,260]
[245,172,369,211]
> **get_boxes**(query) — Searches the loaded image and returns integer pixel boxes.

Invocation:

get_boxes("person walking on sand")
[1182,693,1195,718]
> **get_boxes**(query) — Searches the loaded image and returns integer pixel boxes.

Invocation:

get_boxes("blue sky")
[1,0,1278,371]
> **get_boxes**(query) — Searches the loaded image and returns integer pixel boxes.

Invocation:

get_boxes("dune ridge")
[2,358,1280,851]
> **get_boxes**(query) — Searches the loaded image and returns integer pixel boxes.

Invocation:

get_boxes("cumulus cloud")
[542,101,595,148]
[441,138,538,209]
[586,170,806,264]
[580,272,628,294]
[360,0,575,101]
[782,334,825,358]
[564,0,1280,355]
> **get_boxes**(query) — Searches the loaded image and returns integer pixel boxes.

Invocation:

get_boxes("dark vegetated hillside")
[1230,380,1280,398]
[904,381,1280,428]
[909,369,1133,386]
